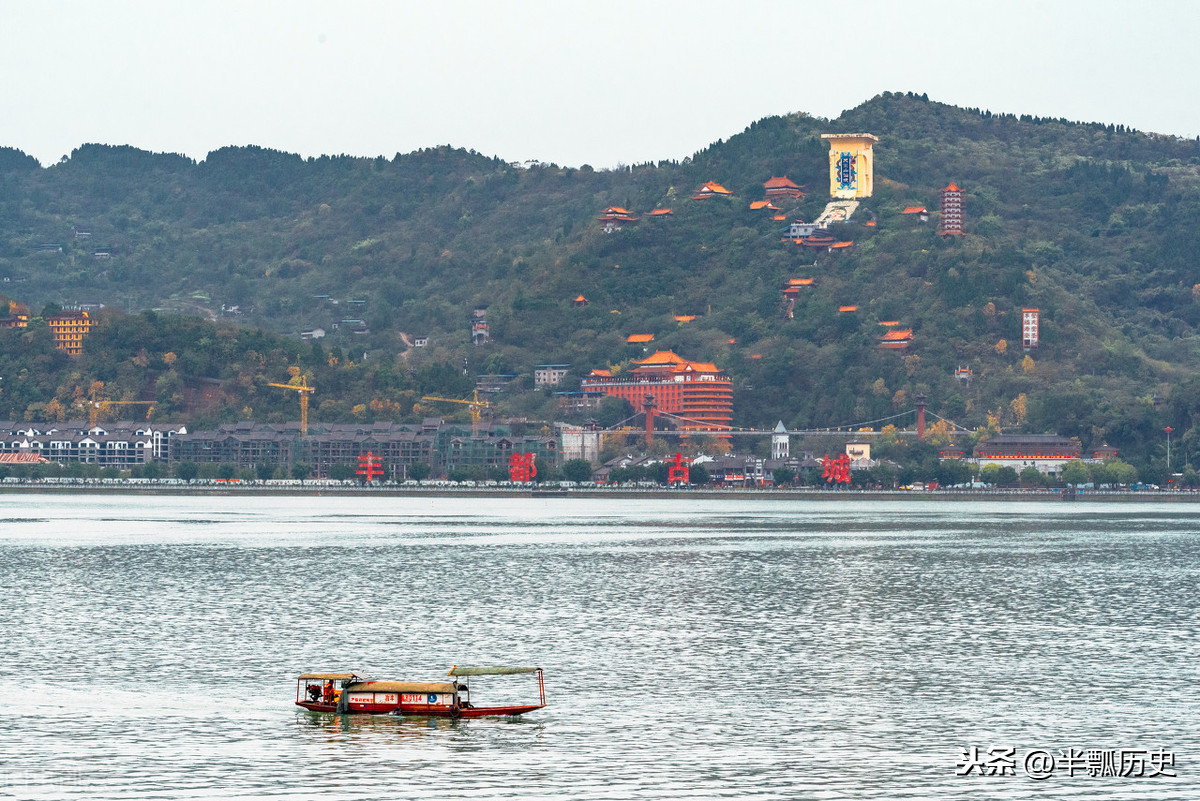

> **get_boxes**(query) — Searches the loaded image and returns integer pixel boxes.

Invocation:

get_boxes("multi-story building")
[972,434,1080,477]
[580,350,733,432]
[0,302,29,329]
[534,365,571,387]
[46,310,95,355]
[170,420,558,478]
[0,420,187,466]
[939,183,964,236]
[1022,308,1040,349]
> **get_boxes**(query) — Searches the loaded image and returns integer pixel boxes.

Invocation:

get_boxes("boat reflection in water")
[295,666,546,719]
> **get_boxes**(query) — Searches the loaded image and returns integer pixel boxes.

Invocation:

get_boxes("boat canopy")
[448,666,541,677]
[348,681,458,694]
[298,672,366,681]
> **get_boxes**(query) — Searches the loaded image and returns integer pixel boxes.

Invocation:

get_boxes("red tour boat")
[295,665,546,718]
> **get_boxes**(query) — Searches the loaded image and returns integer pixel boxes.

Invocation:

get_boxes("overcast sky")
[3,0,1197,169]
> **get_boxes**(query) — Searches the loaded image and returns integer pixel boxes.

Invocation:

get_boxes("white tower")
[772,421,789,459]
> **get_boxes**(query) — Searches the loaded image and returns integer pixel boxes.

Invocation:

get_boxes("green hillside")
[3,92,1200,476]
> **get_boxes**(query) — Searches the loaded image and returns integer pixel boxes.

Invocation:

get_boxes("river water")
[0,494,1195,799]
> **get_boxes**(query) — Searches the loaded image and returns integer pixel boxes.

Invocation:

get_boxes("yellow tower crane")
[420,390,492,437]
[268,376,315,437]
[77,385,156,429]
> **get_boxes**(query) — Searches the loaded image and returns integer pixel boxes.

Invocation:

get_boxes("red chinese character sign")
[667,452,689,485]
[821,453,851,485]
[356,451,383,483]
[509,452,537,483]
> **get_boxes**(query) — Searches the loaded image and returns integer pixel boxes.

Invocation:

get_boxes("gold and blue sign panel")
[821,133,878,199]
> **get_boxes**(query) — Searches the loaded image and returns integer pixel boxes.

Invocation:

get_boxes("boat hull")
[296,700,544,718]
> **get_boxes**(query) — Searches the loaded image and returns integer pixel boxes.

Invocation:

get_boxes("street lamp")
[1165,426,1174,472]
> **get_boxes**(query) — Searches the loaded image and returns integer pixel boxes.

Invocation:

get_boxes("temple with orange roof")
[626,333,655,344]
[645,208,673,217]
[879,329,913,349]
[763,176,805,202]
[692,181,732,200]
[580,350,733,432]
[572,295,588,307]
[597,206,639,233]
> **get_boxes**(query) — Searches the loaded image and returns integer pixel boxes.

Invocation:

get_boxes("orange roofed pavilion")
[879,329,913,349]
[581,350,733,432]
[763,176,805,201]
[692,181,732,200]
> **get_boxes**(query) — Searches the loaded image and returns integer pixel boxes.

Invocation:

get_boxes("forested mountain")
[3,92,1200,475]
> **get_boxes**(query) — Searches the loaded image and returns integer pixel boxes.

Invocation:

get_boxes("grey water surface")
[0,494,1195,799]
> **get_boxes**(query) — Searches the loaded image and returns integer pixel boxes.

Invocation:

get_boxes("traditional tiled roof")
[838,305,858,312]
[880,329,913,340]
[772,214,787,220]
[692,181,731,199]
[573,295,587,303]
[901,206,927,214]
[0,452,48,463]
[626,333,655,344]
[763,176,801,189]
[788,278,814,286]
[645,208,673,216]
[878,320,900,326]
[944,183,960,192]
[674,315,696,323]
[635,350,685,366]
[588,368,612,377]
[830,241,854,249]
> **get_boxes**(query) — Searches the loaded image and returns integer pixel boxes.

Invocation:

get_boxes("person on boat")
[307,684,321,702]
[322,681,334,704]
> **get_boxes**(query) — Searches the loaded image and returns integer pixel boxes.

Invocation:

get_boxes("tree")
[174,461,199,481]
[689,464,710,485]
[533,456,558,483]
[1108,458,1138,487]
[1019,466,1044,487]
[1061,459,1090,487]
[407,462,431,481]
[772,467,796,486]
[561,458,594,483]
[255,462,276,481]
[290,462,312,481]
[935,459,972,487]
[980,463,1018,486]
[328,463,356,481]
[997,466,1019,486]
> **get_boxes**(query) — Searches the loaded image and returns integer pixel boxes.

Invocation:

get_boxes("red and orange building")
[581,350,733,432]
[763,176,805,202]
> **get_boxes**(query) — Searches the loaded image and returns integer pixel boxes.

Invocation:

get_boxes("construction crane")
[420,390,492,437]
[267,375,315,437]
[77,385,156,429]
